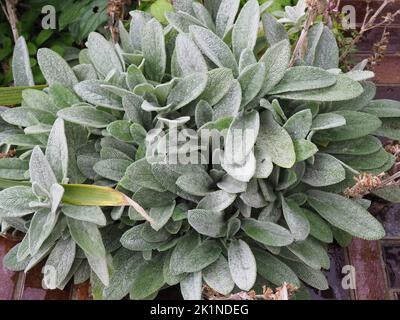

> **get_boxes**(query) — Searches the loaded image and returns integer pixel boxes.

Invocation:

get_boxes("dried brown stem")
[339,0,400,63]
[1,0,19,43]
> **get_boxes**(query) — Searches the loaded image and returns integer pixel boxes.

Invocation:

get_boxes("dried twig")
[339,0,400,63]
[107,0,132,43]
[1,0,19,43]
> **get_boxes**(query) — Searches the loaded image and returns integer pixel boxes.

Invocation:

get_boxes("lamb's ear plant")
[1,0,399,299]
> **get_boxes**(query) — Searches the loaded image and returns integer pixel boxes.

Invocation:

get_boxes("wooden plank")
[0,237,19,300]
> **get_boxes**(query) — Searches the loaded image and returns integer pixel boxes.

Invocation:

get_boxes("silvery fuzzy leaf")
[12,37,34,86]
[67,218,106,257]
[197,190,236,211]
[254,144,273,179]
[24,124,52,135]
[86,32,123,77]
[30,146,58,192]
[46,119,68,183]
[269,66,337,95]
[321,135,381,156]
[163,251,186,285]
[314,111,381,141]
[345,70,375,82]
[294,139,318,162]
[133,187,177,208]
[0,186,37,217]
[49,183,64,214]
[239,49,257,74]
[62,205,107,226]
[375,119,400,140]
[107,120,133,143]
[103,249,144,300]
[141,222,170,243]
[221,150,256,182]
[37,48,78,88]
[16,232,31,262]
[276,75,364,102]
[72,64,98,81]
[21,89,58,114]
[224,110,260,165]
[238,63,266,106]
[167,72,208,110]
[213,80,242,120]
[1,107,40,128]
[260,40,291,95]
[44,237,76,289]
[142,19,166,82]
[192,2,216,31]
[129,11,151,51]
[257,111,296,168]
[217,174,247,194]
[74,80,122,110]
[0,158,29,180]
[176,172,214,196]
[363,99,400,117]
[253,248,300,287]
[165,11,204,33]
[73,260,90,285]
[287,237,330,270]
[203,255,235,295]
[305,23,339,70]
[195,100,213,128]
[173,0,195,14]
[180,271,202,300]
[57,106,116,128]
[232,0,259,61]
[261,13,288,47]
[119,20,134,53]
[336,148,390,171]
[122,94,150,128]
[311,112,346,131]
[93,159,131,182]
[216,0,240,38]
[121,158,165,192]
[174,33,208,77]
[169,231,200,272]
[190,25,238,76]
[3,134,44,148]
[204,0,222,20]
[126,64,147,91]
[242,218,293,246]
[130,254,165,299]
[302,153,345,187]
[48,84,81,111]
[199,68,234,106]
[188,209,226,237]
[154,79,177,105]
[3,244,30,272]
[228,239,256,291]
[150,201,176,231]
[120,224,161,251]
[332,81,376,111]
[283,109,313,140]
[281,198,310,241]
[283,258,328,290]
[86,252,110,286]
[239,179,267,208]
[29,208,58,256]
[303,209,333,243]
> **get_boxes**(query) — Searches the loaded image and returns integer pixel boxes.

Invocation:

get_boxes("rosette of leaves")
[1,0,399,300]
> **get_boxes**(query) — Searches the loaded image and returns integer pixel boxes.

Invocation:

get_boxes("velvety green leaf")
[30,146,58,192]
[149,201,176,231]
[374,118,400,140]
[221,150,256,182]
[197,190,236,211]
[307,190,385,240]
[283,109,312,140]
[303,209,333,243]
[261,13,288,46]
[232,0,259,60]
[241,218,294,246]
[213,80,242,120]
[121,159,165,192]
[200,68,234,106]
[62,205,106,226]
[0,186,37,216]
[302,153,346,187]
[282,198,310,241]
[46,118,68,182]
[373,186,400,203]
[203,255,235,295]
[269,66,337,94]
[228,239,257,291]
[257,110,296,168]
[335,148,390,170]
[175,33,208,76]
[0,158,29,180]
[321,136,382,155]
[287,237,330,270]
[216,0,240,38]
[176,172,213,196]
[238,63,266,106]
[29,208,57,255]
[13,37,34,86]
[363,99,400,117]
[57,106,116,128]
[142,19,166,82]
[294,139,318,162]
[74,80,122,110]
[188,209,226,237]
[180,271,202,300]
[93,159,131,181]
[283,258,328,290]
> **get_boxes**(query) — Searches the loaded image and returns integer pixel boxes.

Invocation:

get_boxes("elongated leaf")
[242,218,294,246]
[261,13,288,46]
[307,190,385,240]
[238,63,266,106]
[46,119,68,182]
[188,209,226,237]
[180,271,202,300]
[232,0,259,60]
[62,205,106,226]
[12,37,34,86]
[228,239,257,291]
[203,256,235,295]
[0,158,29,180]
[0,186,37,216]
[57,106,116,128]
[216,0,240,38]
[175,33,208,76]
